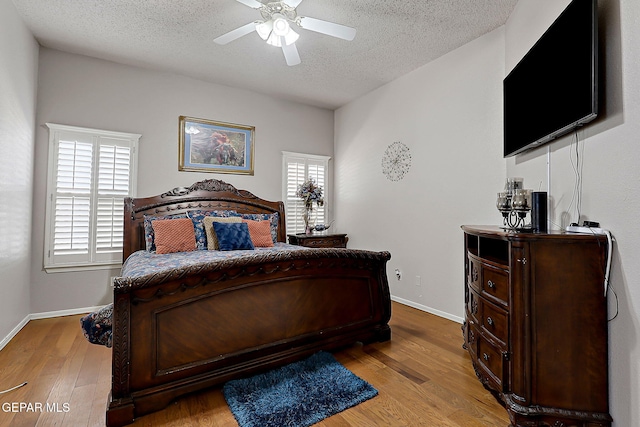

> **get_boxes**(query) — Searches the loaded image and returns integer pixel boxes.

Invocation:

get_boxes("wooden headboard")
[123,179,286,260]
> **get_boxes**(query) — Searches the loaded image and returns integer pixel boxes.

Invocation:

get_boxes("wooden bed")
[106,179,392,426]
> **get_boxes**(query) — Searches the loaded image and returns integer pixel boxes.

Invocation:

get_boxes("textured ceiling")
[13,0,518,110]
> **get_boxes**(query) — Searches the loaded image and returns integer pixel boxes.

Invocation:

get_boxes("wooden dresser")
[461,226,612,427]
[287,233,348,248]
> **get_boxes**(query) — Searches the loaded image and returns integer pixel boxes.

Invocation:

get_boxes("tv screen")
[503,0,598,157]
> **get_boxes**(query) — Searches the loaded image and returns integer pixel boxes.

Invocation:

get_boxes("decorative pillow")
[212,222,254,251]
[203,216,243,250]
[243,219,275,247]
[152,218,197,254]
[240,212,279,243]
[144,213,187,251]
[188,210,240,250]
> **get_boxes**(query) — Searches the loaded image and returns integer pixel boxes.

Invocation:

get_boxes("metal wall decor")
[382,141,411,181]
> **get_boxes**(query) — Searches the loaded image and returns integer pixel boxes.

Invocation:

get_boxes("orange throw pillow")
[152,218,196,254]
[243,219,274,247]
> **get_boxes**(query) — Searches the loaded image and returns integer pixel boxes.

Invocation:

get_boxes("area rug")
[223,351,378,427]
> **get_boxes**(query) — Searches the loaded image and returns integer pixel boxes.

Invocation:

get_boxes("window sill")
[44,262,122,274]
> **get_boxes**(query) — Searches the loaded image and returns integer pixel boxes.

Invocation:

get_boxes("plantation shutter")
[45,124,140,272]
[53,139,93,260]
[285,156,306,234]
[282,152,330,235]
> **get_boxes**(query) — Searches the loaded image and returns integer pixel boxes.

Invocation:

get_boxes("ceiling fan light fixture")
[266,28,298,47]
[266,31,281,47]
[283,28,299,45]
[272,14,290,36]
[255,20,273,40]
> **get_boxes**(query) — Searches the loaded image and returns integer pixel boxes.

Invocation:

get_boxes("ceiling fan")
[214,0,356,66]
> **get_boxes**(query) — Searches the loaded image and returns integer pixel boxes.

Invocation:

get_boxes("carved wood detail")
[110,294,131,399]
[504,393,613,424]
[161,179,254,198]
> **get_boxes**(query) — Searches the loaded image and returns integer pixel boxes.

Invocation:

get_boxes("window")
[282,151,330,235]
[44,124,140,272]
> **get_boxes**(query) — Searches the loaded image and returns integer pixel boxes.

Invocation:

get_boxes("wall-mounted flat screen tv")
[503,0,598,157]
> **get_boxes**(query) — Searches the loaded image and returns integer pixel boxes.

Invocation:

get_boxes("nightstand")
[287,233,348,248]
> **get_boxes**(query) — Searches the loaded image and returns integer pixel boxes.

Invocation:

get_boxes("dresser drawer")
[288,234,348,248]
[479,298,508,345]
[467,255,482,293]
[464,320,479,364]
[477,335,507,392]
[466,289,481,325]
[482,265,509,306]
[306,236,346,248]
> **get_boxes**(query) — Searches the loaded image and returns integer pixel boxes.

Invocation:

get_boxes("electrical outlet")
[415,275,421,287]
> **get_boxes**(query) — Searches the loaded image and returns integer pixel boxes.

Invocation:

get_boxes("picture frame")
[178,116,255,175]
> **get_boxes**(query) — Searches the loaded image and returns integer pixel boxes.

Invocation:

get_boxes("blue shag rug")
[223,351,378,427]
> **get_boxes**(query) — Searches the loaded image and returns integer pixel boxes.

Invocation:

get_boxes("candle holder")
[497,178,532,231]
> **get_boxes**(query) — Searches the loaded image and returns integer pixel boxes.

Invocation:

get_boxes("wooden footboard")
[107,248,391,427]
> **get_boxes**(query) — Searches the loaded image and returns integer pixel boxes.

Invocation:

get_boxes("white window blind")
[282,152,330,235]
[44,124,140,272]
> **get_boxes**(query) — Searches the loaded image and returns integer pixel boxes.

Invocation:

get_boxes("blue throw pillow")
[212,222,255,251]
[187,209,240,250]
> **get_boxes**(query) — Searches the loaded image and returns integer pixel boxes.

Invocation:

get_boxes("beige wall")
[30,48,335,314]
[0,0,38,345]
[506,1,639,426]
[334,28,506,321]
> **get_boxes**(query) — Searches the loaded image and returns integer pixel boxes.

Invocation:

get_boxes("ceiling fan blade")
[298,16,356,41]
[235,0,263,9]
[214,22,257,45]
[282,41,301,66]
[282,0,303,7]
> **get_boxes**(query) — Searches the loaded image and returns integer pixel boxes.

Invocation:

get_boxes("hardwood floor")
[0,302,509,426]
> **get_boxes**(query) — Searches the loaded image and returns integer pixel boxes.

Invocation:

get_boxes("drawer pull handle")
[486,317,494,327]
[483,353,490,361]
[487,280,495,289]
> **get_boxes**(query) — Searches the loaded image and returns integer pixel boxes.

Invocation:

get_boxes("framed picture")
[178,116,255,175]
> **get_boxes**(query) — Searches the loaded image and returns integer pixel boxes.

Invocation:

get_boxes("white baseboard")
[391,295,464,324]
[30,306,103,320]
[0,306,104,352]
[0,314,30,352]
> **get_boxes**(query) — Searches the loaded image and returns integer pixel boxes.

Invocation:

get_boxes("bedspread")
[121,242,302,277]
[113,243,316,292]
